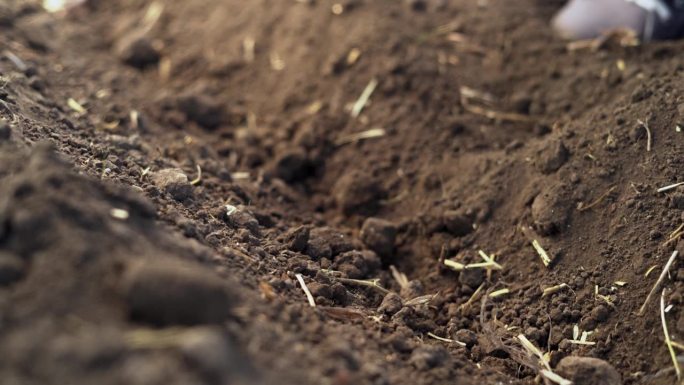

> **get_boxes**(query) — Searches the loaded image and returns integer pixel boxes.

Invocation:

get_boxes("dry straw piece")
[295,274,316,307]
[542,283,569,298]
[335,128,386,146]
[320,269,391,294]
[477,250,502,270]
[460,283,484,313]
[532,239,552,267]
[459,85,532,123]
[351,78,378,118]
[336,277,390,295]
[638,119,652,152]
[661,290,681,380]
[645,265,659,278]
[578,186,617,212]
[568,329,595,346]
[516,334,572,385]
[638,251,679,316]
[130,110,140,129]
[657,181,684,193]
[4,50,27,71]
[443,250,502,272]
[190,165,202,185]
[489,288,510,298]
[390,265,409,289]
[444,259,465,271]
[67,98,87,115]
[110,208,130,220]
[427,332,466,347]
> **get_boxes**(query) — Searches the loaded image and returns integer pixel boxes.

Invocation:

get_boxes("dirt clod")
[630,86,652,103]
[406,0,428,12]
[531,184,572,236]
[271,148,310,183]
[0,119,11,140]
[0,252,24,286]
[452,329,477,348]
[121,260,234,326]
[333,171,385,215]
[556,356,622,385]
[442,211,473,237]
[409,345,448,370]
[400,279,425,299]
[311,227,356,256]
[669,193,684,209]
[178,327,251,383]
[287,226,310,252]
[225,207,261,236]
[378,292,403,315]
[116,32,161,69]
[151,168,193,201]
[333,250,380,278]
[591,304,611,323]
[17,14,55,52]
[176,94,226,130]
[458,269,485,289]
[308,281,333,300]
[536,139,569,174]
[305,233,333,260]
[386,328,416,353]
[360,217,397,260]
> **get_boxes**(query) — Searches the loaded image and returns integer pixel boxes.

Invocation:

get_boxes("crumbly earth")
[1,0,684,384]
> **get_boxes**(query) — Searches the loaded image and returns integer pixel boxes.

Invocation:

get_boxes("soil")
[1,0,684,384]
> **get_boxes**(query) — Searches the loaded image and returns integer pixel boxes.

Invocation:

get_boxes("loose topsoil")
[1,0,684,384]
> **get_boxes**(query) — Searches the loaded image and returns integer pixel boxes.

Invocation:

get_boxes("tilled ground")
[1,0,684,384]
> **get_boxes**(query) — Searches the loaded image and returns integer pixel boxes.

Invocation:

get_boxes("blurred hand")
[553,0,684,41]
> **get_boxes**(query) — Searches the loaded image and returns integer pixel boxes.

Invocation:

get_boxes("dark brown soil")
[1,0,684,384]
